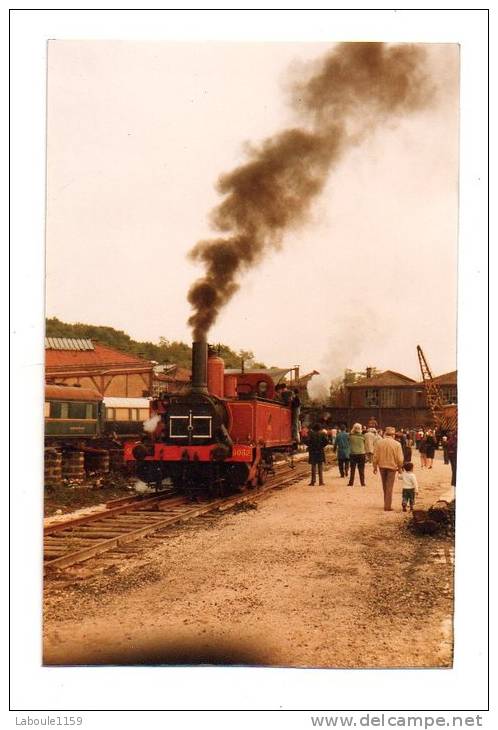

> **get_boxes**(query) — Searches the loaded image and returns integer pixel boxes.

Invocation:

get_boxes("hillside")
[45,318,266,370]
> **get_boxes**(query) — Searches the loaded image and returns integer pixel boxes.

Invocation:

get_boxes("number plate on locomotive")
[231,446,253,460]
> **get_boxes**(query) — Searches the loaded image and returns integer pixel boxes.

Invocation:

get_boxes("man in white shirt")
[373,426,404,511]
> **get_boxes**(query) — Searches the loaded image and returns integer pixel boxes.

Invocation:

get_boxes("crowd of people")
[300,421,457,511]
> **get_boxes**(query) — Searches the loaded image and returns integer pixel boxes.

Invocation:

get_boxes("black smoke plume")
[187,43,432,340]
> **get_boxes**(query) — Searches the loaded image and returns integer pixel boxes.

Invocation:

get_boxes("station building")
[45,337,154,398]
[317,368,457,430]
[151,364,192,396]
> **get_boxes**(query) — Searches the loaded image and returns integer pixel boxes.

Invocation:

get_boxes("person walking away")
[409,429,417,449]
[364,428,377,463]
[396,430,412,464]
[441,435,449,464]
[307,423,328,486]
[446,429,457,486]
[373,426,404,511]
[419,433,428,468]
[415,429,424,451]
[398,462,419,511]
[425,429,437,469]
[403,441,413,464]
[334,425,350,478]
[348,423,366,487]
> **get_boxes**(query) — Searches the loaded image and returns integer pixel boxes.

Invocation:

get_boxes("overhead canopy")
[224,368,293,383]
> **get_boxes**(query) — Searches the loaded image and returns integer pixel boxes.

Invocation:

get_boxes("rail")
[44,457,316,575]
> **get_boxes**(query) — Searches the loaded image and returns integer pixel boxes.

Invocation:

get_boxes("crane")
[417,345,457,432]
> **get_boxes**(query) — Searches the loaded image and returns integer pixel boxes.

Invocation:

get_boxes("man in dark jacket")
[446,430,457,487]
[307,423,329,486]
[291,389,301,442]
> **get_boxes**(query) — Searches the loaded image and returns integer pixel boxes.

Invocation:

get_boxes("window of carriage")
[139,408,150,420]
[44,402,50,418]
[50,402,69,418]
[106,407,116,420]
[86,403,96,419]
[49,402,61,418]
[380,388,399,408]
[364,389,379,407]
[68,402,89,419]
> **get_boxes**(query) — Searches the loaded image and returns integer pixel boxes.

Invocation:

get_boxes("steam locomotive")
[124,341,297,497]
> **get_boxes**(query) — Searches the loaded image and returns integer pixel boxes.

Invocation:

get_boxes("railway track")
[44,459,318,575]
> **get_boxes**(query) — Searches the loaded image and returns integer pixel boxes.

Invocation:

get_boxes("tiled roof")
[45,341,152,370]
[154,367,191,384]
[418,370,457,386]
[348,370,417,388]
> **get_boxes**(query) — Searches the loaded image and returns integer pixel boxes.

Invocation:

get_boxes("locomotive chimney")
[191,340,209,394]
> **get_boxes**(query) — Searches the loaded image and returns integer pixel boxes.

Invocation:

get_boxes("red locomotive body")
[124,341,296,497]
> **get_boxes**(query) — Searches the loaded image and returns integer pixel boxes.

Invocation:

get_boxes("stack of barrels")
[108,448,125,472]
[44,446,127,487]
[84,449,110,474]
[44,448,62,487]
[62,451,85,482]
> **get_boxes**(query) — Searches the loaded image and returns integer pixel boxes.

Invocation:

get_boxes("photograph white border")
[8,6,490,719]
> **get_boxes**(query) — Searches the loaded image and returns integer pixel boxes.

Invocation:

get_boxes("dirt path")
[43,451,454,668]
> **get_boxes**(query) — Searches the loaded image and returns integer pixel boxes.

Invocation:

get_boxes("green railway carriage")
[44,385,151,444]
[44,384,104,441]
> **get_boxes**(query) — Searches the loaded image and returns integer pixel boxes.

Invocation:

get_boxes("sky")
[45,41,459,382]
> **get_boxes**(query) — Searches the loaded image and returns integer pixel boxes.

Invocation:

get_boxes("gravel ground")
[44,477,136,517]
[43,450,454,668]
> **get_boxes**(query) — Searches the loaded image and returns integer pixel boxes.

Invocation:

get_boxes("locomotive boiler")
[124,341,296,497]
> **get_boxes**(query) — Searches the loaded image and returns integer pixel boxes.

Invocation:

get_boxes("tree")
[328,367,381,407]
[45,318,266,370]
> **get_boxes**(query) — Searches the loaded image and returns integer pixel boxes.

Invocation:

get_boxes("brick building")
[152,364,192,396]
[45,337,154,397]
[314,369,457,430]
